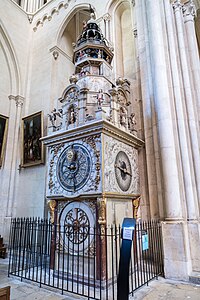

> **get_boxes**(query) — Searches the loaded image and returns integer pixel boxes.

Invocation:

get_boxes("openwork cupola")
[73,13,114,73]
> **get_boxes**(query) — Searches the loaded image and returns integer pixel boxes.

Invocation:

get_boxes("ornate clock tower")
[42,13,144,242]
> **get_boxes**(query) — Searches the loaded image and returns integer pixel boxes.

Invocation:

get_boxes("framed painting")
[0,114,8,167]
[22,111,44,167]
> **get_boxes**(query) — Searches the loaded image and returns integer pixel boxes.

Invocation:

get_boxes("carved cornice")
[41,119,145,149]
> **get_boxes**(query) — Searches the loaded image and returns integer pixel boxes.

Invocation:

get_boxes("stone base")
[162,221,192,281]
[189,272,200,284]
[187,221,200,272]
[3,217,12,245]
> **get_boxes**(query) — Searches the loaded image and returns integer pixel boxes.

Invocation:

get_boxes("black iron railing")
[8,218,164,299]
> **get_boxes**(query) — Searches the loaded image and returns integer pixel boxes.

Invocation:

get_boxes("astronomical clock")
[42,14,144,254]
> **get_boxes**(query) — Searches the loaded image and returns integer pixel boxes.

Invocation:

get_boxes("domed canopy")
[73,13,113,68]
[76,13,106,47]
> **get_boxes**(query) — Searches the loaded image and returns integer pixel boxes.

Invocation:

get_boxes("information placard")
[123,227,134,240]
[142,234,149,251]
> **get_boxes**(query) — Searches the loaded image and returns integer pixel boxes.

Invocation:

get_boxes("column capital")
[15,95,24,107]
[8,95,24,107]
[103,13,111,22]
[172,0,182,12]
[182,0,196,22]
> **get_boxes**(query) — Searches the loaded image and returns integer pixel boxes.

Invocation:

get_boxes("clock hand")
[68,163,76,171]
[115,164,132,176]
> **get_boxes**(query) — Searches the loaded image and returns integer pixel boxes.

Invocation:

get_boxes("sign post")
[117,218,136,300]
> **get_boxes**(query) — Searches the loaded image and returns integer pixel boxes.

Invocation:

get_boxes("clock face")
[114,151,132,191]
[57,144,91,192]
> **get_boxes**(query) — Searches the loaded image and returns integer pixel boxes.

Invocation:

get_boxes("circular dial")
[59,201,95,254]
[114,151,132,191]
[57,144,91,192]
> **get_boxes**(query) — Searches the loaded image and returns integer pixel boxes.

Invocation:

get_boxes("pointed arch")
[56,4,97,47]
[107,0,136,80]
[0,20,21,95]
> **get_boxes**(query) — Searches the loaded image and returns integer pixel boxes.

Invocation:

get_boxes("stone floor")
[1,257,200,299]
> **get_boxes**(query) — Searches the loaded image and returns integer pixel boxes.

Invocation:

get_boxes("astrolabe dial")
[57,144,91,192]
[114,151,132,191]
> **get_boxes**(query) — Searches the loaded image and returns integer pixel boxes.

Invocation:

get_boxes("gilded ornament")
[133,196,140,219]
[48,200,57,224]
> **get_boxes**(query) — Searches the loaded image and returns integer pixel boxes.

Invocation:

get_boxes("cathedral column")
[6,95,24,217]
[103,14,111,42]
[146,0,193,280]
[146,0,183,220]
[173,0,200,209]
[136,0,163,219]
[173,1,200,274]
[183,1,200,118]
[164,0,199,221]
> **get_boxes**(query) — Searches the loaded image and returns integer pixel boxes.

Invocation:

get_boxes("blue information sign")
[117,218,136,300]
[142,233,149,251]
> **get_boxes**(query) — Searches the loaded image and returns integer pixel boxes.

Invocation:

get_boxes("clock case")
[43,119,143,226]
[41,14,144,230]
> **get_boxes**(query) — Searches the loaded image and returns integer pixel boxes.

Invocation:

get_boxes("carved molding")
[33,1,69,32]
[172,0,182,12]
[82,134,101,191]
[97,197,106,238]
[48,143,64,193]
[52,50,59,60]
[27,14,33,24]
[182,0,196,19]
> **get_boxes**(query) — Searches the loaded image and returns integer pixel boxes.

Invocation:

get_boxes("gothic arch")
[56,4,96,54]
[107,0,136,80]
[0,21,21,95]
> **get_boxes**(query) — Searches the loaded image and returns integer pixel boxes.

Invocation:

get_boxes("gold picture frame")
[0,114,8,167]
[22,111,44,167]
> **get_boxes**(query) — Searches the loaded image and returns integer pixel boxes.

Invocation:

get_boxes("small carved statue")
[129,113,137,131]
[48,200,57,224]
[97,89,104,109]
[48,108,63,128]
[98,49,101,58]
[120,107,127,126]
[69,107,76,124]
